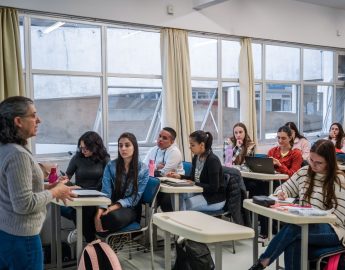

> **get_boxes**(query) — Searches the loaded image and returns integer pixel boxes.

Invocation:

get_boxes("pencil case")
[252,195,276,207]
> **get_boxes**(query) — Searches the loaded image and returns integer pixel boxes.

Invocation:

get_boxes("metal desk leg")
[268,181,273,241]
[55,204,62,270]
[253,212,259,264]
[174,194,179,211]
[164,231,172,270]
[50,204,57,269]
[76,206,83,264]
[301,224,308,270]
[215,243,222,270]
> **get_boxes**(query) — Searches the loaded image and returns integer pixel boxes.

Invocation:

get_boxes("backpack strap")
[78,240,101,270]
[98,241,122,270]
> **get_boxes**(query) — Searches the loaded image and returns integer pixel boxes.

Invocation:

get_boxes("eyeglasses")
[21,113,38,119]
[79,146,89,152]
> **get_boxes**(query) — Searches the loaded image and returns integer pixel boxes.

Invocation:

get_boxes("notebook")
[158,177,195,187]
[72,189,107,197]
[244,156,276,174]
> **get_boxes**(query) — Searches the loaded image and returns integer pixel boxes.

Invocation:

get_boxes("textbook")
[158,177,195,187]
[72,189,107,197]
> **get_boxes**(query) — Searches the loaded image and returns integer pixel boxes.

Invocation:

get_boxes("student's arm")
[276,150,302,177]
[274,167,306,197]
[100,161,114,200]
[65,155,78,179]
[160,148,183,175]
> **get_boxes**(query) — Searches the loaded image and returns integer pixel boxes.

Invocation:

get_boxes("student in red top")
[268,125,303,177]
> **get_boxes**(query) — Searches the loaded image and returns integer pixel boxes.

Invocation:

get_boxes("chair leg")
[232,240,236,254]
[128,233,132,260]
[150,220,155,270]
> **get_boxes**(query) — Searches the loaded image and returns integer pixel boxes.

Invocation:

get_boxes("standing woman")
[249,140,345,270]
[224,122,255,166]
[284,121,310,161]
[326,122,345,153]
[167,130,225,211]
[83,132,149,242]
[0,96,75,270]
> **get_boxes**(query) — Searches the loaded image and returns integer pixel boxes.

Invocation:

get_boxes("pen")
[60,170,66,176]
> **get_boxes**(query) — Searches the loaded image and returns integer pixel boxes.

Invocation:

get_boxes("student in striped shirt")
[249,139,345,270]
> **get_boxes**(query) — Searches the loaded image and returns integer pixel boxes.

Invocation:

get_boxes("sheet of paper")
[269,195,296,204]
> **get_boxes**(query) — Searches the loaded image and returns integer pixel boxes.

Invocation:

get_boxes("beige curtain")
[0,8,24,101]
[239,37,257,145]
[160,28,195,161]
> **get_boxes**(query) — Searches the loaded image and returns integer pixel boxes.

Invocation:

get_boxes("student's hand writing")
[277,191,287,201]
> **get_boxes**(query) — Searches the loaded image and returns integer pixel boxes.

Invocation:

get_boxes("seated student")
[325,122,345,153]
[143,127,184,211]
[284,121,310,161]
[62,131,110,243]
[82,132,149,243]
[167,130,225,211]
[245,125,303,239]
[143,127,184,176]
[224,122,256,166]
[249,140,345,270]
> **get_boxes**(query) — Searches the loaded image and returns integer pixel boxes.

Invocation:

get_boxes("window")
[222,40,240,79]
[303,49,333,83]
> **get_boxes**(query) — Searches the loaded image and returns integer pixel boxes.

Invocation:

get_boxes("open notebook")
[158,177,195,187]
[72,189,107,197]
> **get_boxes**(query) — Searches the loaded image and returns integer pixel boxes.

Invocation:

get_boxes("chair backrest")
[182,161,192,176]
[141,176,160,207]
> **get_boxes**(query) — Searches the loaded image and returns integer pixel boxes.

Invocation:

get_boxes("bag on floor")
[78,239,122,270]
[173,239,215,270]
[324,252,345,270]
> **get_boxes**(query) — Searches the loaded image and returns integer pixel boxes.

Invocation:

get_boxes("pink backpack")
[78,239,122,270]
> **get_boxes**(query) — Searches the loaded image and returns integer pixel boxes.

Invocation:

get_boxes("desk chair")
[104,177,160,262]
[182,161,192,176]
[309,246,345,270]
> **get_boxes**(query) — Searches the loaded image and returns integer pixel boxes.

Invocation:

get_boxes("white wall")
[1,0,345,48]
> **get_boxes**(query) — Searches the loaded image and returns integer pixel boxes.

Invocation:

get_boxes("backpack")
[173,239,215,270]
[78,239,122,270]
[324,252,345,270]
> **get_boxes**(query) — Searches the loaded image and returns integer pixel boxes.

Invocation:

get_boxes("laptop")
[158,177,195,187]
[244,156,276,174]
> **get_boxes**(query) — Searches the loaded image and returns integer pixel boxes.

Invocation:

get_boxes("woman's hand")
[165,172,181,179]
[50,182,78,205]
[101,203,121,216]
[95,208,107,232]
[277,190,287,201]
[272,158,281,167]
[236,139,243,147]
[45,176,70,189]
[156,163,165,170]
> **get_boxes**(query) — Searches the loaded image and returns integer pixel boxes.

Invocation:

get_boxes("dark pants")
[83,206,138,243]
[156,193,173,212]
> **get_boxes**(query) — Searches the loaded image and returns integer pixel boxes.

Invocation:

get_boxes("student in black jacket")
[167,130,225,211]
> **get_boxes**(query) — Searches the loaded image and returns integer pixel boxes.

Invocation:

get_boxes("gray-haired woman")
[0,96,76,270]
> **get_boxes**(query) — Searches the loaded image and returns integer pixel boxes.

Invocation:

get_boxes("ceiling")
[293,0,345,10]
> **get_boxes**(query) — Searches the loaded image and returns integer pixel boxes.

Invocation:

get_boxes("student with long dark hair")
[249,140,345,270]
[83,132,149,242]
[63,131,110,243]
[224,122,255,166]
[284,121,310,161]
[326,122,345,152]
[167,130,225,211]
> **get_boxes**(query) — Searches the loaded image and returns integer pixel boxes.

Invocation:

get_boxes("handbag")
[252,195,275,207]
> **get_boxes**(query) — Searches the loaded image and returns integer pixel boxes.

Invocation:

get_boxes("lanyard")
[154,148,166,164]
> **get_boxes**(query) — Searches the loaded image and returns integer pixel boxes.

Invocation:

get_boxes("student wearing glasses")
[249,140,345,270]
[62,131,110,243]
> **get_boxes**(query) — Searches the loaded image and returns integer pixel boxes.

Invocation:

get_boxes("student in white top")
[143,127,184,176]
[284,122,310,161]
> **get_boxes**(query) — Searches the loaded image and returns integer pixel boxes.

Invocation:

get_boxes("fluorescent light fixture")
[42,22,65,34]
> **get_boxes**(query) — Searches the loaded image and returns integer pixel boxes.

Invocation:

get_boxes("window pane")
[222,83,261,140]
[33,75,101,154]
[265,84,299,139]
[192,80,218,141]
[266,45,300,81]
[222,40,240,78]
[304,49,333,83]
[252,43,262,80]
[338,54,345,81]
[335,87,345,125]
[107,77,162,150]
[31,18,101,72]
[107,28,160,75]
[189,37,217,78]
[303,85,333,136]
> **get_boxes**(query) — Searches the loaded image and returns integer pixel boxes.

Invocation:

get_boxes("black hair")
[284,122,306,140]
[189,130,213,156]
[0,96,34,145]
[162,127,177,140]
[77,131,109,162]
